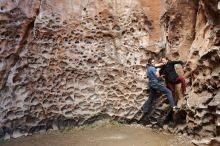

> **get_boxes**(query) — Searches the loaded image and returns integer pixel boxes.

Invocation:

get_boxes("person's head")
[161,57,169,65]
[147,58,155,66]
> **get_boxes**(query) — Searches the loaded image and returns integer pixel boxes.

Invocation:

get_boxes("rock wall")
[185,0,220,144]
[161,0,220,145]
[0,0,219,144]
[0,0,156,138]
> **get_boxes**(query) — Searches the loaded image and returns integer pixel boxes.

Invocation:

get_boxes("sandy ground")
[0,123,193,146]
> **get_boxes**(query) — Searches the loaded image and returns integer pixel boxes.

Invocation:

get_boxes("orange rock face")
[0,0,219,143]
[161,0,220,144]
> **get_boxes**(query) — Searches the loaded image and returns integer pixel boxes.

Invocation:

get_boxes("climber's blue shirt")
[146,65,158,82]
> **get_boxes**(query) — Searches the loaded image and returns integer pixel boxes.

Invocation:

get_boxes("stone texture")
[0,0,153,139]
[0,0,219,145]
[161,0,220,145]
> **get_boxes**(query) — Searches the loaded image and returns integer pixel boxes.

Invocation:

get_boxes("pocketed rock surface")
[0,0,219,145]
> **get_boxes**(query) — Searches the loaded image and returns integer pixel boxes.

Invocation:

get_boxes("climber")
[142,58,177,114]
[159,57,187,103]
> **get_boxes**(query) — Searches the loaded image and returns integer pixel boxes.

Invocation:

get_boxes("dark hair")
[147,58,154,66]
[161,57,169,61]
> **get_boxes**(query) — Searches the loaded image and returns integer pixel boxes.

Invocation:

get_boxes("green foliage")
[0,139,9,144]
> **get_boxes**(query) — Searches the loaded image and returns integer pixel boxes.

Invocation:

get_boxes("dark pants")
[143,80,175,113]
[166,76,187,102]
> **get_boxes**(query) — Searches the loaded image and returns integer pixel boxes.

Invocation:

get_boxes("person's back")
[147,65,158,82]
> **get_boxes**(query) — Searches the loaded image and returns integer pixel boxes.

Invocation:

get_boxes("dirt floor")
[0,122,193,146]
